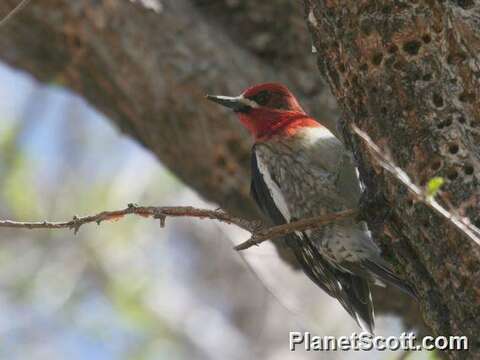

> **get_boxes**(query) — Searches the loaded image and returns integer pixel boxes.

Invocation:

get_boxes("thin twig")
[0,203,357,250]
[352,124,480,246]
[0,0,31,27]
[235,209,357,250]
[0,204,257,233]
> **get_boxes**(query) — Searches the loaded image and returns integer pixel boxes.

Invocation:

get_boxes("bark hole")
[459,92,475,103]
[433,93,444,108]
[464,164,474,176]
[372,52,384,66]
[448,143,459,155]
[431,160,443,172]
[403,40,422,56]
[423,73,433,81]
[447,168,459,181]
[454,0,475,10]
[388,44,398,54]
[422,34,432,44]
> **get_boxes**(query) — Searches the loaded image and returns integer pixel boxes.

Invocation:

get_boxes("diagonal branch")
[352,124,480,246]
[234,209,357,250]
[0,204,357,251]
[0,0,31,27]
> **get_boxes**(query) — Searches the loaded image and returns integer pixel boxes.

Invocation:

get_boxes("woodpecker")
[206,83,415,333]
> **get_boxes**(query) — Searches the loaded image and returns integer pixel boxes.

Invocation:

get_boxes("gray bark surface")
[305,0,480,357]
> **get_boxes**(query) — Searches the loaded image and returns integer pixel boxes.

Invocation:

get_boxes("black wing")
[250,145,286,225]
[250,145,375,333]
[251,146,334,293]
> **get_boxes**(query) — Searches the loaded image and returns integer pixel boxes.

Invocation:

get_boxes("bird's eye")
[251,91,271,106]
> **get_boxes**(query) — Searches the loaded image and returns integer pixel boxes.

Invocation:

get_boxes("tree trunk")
[0,0,337,222]
[305,0,480,357]
[0,0,423,332]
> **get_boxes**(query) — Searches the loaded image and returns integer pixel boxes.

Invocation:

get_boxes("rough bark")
[0,0,423,330]
[305,0,480,357]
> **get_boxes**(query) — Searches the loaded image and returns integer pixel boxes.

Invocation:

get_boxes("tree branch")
[0,204,357,251]
[352,124,480,246]
[234,209,357,250]
[0,0,30,27]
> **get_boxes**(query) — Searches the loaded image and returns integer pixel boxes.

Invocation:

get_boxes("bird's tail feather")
[334,273,375,334]
[287,234,375,333]
[363,259,417,300]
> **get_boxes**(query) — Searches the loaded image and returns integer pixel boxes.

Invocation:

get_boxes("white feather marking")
[238,95,259,108]
[355,312,374,335]
[213,95,259,108]
[294,231,304,240]
[298,127,336,146]
[310,126,336,138]
[356,167,366,191]
[308,10,318,27]
[255,153,291,222]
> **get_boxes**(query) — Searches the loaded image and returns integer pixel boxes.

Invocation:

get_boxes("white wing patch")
[255,152,291,223]
[300,126,336,143]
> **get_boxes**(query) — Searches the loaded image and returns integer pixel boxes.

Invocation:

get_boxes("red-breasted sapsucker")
[207,83,415,333]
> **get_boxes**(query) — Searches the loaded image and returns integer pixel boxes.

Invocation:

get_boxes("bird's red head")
[207,83,320,141]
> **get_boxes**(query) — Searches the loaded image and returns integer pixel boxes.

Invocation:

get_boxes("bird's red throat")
[238,109,322,141]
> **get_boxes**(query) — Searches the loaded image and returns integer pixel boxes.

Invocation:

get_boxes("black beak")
[206,94,251,113]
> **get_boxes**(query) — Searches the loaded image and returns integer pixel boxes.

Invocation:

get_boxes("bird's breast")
[255,136,347,220]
